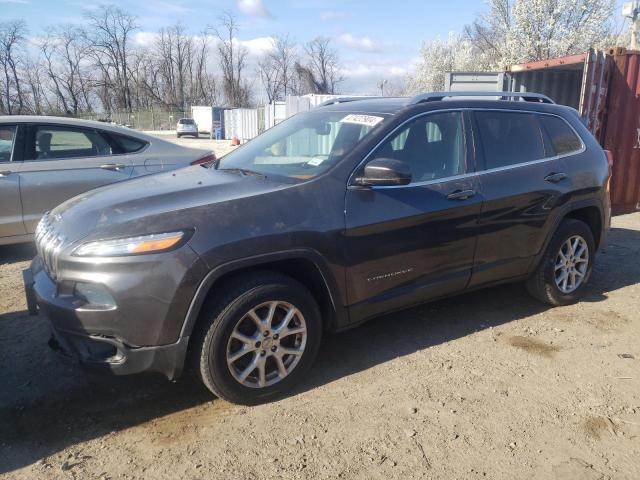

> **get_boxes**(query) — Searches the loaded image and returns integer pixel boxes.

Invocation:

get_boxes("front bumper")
[24,245,208,380]
[45,320,190,380]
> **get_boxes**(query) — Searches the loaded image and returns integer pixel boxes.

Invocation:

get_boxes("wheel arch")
[563,204,603,249]
[531,198,605,274]
[180,249,346,341]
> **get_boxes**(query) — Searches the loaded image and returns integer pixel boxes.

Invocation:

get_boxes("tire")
[526,218,596,306]
[191,271,322,405]
[176,133,181,138]
[194,133,199,139]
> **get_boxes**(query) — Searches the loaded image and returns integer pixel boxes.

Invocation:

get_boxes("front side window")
[30,126,112,161]
[0,125,16,162]
[368,111,466,183]
[217,111,388,181]
[539,115,582,155]
[476,111,545,169]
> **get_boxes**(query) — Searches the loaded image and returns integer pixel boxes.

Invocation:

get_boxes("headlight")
[73,231,186,257]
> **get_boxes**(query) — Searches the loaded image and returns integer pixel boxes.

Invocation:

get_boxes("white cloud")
[338,33,398,53]
[340,62,408,79]
[237,0,270,18]
[238,36,275,55]
[133,31,159,47]
[133,31,275,57]
[320,10,349,21]
[0,0,30,3]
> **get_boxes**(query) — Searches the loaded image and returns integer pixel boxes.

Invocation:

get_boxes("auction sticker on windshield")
[339,114,384,127]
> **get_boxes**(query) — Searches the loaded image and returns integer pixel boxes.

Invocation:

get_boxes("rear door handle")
[100,163,126,171]
[544,172,567,183]
[0,170,12,177]
[446,189,476,201]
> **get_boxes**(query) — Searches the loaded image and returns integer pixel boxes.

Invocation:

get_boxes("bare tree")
[0,20,28,114]
[24,58,50,114]
[40,25,93,115]
[84,6,138,113]
[216,12,250,107]
[191,29,219,105]
[258,53,280,103]
[295,37,342,95]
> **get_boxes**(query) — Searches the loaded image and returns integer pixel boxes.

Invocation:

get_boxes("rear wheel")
[191,272,322,405]
[526,219,595,305]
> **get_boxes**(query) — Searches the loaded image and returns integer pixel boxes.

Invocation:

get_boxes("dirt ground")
[1,214,639,480]
[145,131,239,158]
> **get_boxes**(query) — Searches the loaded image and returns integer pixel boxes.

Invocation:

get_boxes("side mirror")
[354,157,412,187]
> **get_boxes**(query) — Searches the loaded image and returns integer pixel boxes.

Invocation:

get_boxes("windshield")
[179,119,195,124]
[216,110,389,181]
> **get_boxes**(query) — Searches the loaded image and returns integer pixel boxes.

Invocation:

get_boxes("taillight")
[191,152,217,166]
[604,150,613,194]
[604,150,614,168]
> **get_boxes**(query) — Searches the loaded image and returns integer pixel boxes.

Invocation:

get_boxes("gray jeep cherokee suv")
[25,92,611,405]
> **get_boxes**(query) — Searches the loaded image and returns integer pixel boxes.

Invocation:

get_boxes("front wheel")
[191,272,322,405]
[526,218,595,306]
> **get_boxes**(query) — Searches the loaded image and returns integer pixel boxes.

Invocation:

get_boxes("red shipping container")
[508,49,640,215]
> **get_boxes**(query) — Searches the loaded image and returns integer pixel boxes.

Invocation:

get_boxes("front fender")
[178,248,348,339]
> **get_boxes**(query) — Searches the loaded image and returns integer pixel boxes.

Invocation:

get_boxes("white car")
[176,118,199,138]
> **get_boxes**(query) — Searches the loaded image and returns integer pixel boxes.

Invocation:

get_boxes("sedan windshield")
[216,111,389,181]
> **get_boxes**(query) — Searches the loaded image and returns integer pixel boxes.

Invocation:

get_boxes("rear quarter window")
[538,115,583,155]
[109,133,148,154]
[475,111,545,169]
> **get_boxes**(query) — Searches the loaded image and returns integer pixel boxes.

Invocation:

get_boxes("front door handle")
[0,170,12,177]
[100,163,126,171]
[446,189,476,201]
[544,172,567,183]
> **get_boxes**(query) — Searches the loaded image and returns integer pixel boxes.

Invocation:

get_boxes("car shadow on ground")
[0,242,36,264]
[1,226,639,473]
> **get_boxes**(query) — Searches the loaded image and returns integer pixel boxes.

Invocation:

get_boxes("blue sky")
[3,0,487,95]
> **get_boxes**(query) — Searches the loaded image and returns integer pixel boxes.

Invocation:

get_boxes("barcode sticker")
[339,114,384,127]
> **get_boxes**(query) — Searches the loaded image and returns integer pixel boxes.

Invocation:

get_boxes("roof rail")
[409,91,555,105]
[318,96,383,107]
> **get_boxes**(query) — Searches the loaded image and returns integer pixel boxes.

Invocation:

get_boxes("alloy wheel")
[226,301,307,388]
[554,235,589,294]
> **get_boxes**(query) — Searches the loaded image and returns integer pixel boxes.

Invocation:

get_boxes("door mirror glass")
[354,157,412,187]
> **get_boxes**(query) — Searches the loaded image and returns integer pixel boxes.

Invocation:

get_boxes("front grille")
[35,213,65,279]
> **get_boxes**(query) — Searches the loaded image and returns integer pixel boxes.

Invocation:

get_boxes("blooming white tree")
[408,0,619,92]
[406,32,486,93]
[466,0,617,67]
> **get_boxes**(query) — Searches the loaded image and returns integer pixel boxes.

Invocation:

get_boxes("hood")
[49,166,286,247]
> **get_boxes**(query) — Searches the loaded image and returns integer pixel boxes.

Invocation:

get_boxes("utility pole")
[623,2,640,49]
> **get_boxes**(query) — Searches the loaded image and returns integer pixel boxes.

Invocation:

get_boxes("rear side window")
[109,133,147,153]
[30,126,112,161]
[476,111,545,169]
[0,125,16,162]
[539,115,582,155]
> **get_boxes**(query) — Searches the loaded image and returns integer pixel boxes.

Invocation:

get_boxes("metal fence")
[75,110,187,131]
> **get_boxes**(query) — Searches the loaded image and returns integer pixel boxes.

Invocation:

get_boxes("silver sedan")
[0,116,216,245]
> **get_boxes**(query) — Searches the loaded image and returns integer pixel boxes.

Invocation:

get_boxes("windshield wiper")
[217,167,266,178]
